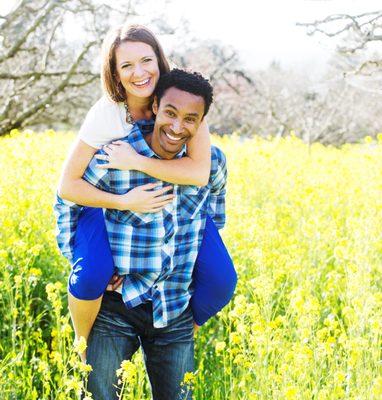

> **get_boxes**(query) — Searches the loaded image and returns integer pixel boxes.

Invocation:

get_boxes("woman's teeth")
[165,132,181,141]
[133,78,150,87]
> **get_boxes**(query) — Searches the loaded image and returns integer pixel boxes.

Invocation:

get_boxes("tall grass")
[0,129,381,399]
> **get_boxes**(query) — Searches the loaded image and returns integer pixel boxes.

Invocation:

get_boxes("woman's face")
[115,41,160,101]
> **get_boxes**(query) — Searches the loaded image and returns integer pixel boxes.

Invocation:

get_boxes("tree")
[297,11,382,89]
[0,0,145,136]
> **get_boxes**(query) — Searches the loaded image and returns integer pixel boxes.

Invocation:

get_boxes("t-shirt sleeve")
[78,97,133,149]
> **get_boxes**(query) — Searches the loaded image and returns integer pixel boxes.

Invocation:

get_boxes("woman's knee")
[68,261,112,300]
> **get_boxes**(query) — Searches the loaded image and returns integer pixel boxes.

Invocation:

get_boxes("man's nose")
[171,120,184,134]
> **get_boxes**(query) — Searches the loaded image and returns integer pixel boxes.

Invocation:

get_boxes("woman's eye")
[121,64,131,69]
[143,58,152,63]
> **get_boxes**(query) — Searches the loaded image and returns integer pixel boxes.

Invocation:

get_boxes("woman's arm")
[97,119,211,186]
[58,139,174,212]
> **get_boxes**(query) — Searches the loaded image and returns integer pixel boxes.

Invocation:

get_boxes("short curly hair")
[154,69,213,117]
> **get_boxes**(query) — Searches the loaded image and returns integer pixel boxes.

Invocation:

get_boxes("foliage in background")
[0,129,381,399]
[0,0,168,135]
[1,2,381,143]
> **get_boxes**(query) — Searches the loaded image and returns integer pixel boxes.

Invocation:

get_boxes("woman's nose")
[133,63,144,77]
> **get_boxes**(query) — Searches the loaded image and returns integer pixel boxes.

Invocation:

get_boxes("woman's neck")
[126,95,153,120]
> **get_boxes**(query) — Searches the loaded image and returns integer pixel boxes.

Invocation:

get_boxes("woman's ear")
[152,96,158,115]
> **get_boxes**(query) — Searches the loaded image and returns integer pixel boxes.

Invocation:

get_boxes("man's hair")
[154,69,213,116]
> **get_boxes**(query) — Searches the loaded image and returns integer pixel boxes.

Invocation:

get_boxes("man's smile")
[161,128,186,143]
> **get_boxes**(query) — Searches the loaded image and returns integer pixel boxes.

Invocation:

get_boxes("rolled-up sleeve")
[53,194,83,264]
[208,147,227,230]
[54,152,111,263]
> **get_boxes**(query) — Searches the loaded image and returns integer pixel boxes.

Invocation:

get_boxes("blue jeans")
[86,291,194,400]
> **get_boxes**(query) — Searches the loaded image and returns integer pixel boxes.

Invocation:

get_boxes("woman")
[55,24,237,361]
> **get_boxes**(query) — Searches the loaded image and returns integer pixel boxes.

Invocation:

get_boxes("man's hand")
[95,141,142,171]
[106,273,124,291]
[115,182,175,212]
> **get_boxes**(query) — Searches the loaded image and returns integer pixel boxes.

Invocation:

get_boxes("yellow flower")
[285,385,298,400]
[14,275,22,286]
[29,244,43,256]
[215,341,226,353]
[116,359,137,385]
[372,376,382,397]
[64,377,83,393]
[182,371,196,387]
[229,332,241,345]
[364,135,373,144]
[29,267,42,277]
[74,336,87,354]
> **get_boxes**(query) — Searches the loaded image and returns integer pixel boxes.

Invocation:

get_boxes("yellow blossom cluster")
[1,129,382,399]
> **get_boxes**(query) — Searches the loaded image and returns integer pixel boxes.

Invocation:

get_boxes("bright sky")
[1,0,381,74]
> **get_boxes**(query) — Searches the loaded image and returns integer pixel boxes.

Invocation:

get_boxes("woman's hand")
[95,140,143,171]
[106,273,124,291]
[116,182,175,212]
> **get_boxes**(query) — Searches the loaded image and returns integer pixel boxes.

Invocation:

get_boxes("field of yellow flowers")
[0,129,381,399]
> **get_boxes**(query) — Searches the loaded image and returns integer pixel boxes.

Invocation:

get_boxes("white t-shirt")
[78,96,134,148]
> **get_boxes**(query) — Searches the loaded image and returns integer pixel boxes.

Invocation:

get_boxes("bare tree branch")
[2,40,96,133]
[0,1,59,64]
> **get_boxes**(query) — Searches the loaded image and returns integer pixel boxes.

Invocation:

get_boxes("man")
[59,69,227,399]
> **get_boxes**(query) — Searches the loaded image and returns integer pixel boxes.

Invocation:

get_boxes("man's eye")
[166,110,175,117]
[185,118,196,123]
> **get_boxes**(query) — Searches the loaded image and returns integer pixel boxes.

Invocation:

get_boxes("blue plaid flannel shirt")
[54,120,227,327]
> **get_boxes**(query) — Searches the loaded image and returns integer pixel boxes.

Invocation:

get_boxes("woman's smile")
[131,77,151,88]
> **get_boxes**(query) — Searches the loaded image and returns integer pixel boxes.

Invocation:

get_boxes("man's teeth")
[165,132,181,141]
[133,78,149,86]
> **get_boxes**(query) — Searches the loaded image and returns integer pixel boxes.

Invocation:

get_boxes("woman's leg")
[68,207,115,361]
[190,215,237,327]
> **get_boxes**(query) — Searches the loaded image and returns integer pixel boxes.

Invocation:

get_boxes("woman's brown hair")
[101,24,170,102]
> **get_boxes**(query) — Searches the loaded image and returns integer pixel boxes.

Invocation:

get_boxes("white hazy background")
[1,0,381,73]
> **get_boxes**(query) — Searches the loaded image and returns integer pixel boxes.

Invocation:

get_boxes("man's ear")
[152,96,158,115]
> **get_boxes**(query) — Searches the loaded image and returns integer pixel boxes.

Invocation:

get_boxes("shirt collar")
[127,119,187,159]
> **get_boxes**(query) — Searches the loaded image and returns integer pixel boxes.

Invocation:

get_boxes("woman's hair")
[101,24,170,102]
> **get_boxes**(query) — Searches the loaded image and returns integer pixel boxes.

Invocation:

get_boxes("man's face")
[151,87,205,159]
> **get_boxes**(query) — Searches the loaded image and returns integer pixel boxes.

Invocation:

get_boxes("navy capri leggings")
[69,207,237,325]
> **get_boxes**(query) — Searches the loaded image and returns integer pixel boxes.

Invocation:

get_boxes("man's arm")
[53,195,83,264]
[208,146,227,229]
[53,151,112,263]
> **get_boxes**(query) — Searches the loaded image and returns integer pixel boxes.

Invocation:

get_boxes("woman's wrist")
[136,154,151,174]
[113,193,132,211]
[133,153,146,172]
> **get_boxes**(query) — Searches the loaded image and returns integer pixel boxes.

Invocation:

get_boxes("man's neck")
[144,132,177,160]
